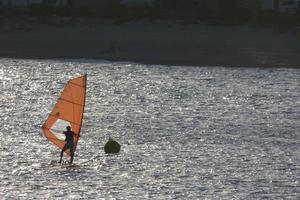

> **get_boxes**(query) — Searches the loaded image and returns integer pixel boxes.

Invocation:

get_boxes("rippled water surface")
[0,58,299,199]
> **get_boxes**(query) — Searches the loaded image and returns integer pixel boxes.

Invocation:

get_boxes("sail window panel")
[50,118,72,140]
[44,129,66,149]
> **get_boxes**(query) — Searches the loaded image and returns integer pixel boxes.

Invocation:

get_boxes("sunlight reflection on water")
[0,58,299,199]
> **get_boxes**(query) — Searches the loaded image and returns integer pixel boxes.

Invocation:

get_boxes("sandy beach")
[0,18,300,68]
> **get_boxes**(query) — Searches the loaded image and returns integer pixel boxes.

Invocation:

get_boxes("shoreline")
[0,19,300,68]
[1,55,299,69]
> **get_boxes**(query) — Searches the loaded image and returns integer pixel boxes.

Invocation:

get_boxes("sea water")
[0,58,299,199]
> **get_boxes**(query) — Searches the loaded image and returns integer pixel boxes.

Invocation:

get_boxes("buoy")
[104,139,120,154]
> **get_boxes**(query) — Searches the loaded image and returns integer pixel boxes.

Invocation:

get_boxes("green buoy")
[104,138,120,154]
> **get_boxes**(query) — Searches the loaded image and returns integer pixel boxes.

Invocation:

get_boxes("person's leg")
[69,147,74,164]
[59,146,67,163]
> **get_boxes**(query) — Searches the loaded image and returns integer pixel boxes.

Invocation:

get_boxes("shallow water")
[0,58,299,199]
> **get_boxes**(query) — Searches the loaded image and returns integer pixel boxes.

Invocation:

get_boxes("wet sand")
[0,18,300,68]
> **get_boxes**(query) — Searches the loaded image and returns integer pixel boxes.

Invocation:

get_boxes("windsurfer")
[59,126,75,164]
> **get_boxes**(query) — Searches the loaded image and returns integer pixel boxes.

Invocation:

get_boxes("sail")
[43,74,87,156]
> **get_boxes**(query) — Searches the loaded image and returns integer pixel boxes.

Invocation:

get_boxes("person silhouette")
[59,126,74,164]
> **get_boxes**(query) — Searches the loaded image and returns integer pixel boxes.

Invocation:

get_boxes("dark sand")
[0,18,300,67]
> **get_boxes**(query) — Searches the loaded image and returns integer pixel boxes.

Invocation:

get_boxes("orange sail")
[43,74,87,156]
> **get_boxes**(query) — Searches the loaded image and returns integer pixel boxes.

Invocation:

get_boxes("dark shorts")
[64,142,74,149]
